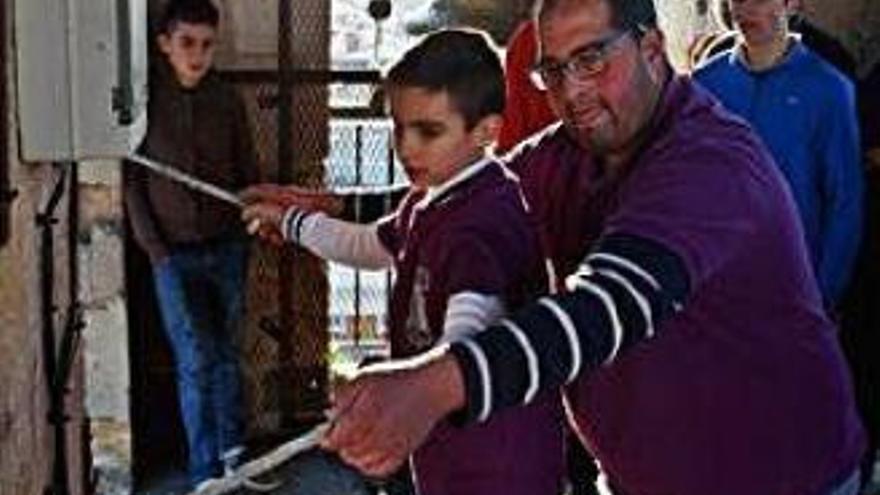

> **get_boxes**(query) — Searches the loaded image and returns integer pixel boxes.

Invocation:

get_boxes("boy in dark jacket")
[124,0,257,489]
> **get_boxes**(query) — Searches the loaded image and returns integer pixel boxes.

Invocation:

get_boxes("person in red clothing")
[497,20,558,153]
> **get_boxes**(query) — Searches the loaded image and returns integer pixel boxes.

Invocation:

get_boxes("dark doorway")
[125,230,189,491]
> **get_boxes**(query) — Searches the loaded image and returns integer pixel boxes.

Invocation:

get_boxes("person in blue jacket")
[694,0,862,306]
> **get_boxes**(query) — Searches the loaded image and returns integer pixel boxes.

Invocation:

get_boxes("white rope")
[128,153,244,207]
[190,422,331,495]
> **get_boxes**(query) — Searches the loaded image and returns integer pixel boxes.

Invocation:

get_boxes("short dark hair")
[157,0,220,35]
[385,29,505,130]
[535,0,658,33]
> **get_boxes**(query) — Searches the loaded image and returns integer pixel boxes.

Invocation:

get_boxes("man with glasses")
[313,0,866,493]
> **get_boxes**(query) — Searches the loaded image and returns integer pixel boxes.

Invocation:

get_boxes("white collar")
[416,156,494,210]
[734,33,800,71]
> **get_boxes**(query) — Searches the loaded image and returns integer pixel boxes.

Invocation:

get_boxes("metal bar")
[218,69,381,85]
[277,0,294,183]
[56,161,85,394]
[113,0,133,124]
[353,126,363,344]
[127,154,243,207]
[37,164,70,495]
[276,0,298,431]
[385,128,395,332]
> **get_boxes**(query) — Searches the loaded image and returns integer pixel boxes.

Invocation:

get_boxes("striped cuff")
[448,342,490,423]
[281,206,315,245]
[448,322,533,424]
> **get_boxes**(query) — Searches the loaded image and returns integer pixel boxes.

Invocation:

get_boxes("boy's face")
[158,21,217,88]
[388,86,499,189]
[728,0,792,46]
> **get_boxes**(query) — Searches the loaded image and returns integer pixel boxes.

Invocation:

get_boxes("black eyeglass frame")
[529,26,646,91]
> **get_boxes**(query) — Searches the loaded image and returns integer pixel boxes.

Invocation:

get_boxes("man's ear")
[475,114,504,147]
[638,28,667,79]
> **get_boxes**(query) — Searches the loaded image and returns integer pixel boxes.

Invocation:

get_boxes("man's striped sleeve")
[448,234,690,422]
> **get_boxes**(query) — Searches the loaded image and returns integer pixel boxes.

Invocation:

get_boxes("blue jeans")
[152,240,248,484]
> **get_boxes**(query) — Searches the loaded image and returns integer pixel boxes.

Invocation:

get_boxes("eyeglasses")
[529,30,632,91]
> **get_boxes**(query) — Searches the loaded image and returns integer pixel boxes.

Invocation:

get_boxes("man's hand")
[321,351,466,477]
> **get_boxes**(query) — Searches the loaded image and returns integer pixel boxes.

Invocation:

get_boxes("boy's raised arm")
[240,186,393,270]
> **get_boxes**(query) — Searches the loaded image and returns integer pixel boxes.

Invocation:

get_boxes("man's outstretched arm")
[323,233,690,475]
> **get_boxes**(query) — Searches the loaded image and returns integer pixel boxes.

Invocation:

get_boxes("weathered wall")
[0,138,56,495]
[0,0,86,493]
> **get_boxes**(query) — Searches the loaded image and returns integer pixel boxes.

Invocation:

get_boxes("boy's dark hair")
[157,0,220,35]
[386,29,505,130]
[535,0,658,32]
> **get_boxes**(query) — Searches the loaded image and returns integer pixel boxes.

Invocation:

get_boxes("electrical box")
[15,0,148,162]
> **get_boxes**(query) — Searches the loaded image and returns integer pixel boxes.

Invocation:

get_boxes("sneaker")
[221,446,245,476]
[194,477,221,493]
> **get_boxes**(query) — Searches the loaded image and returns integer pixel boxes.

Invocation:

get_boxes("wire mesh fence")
[214,0,526,464]
[228,69,405,438]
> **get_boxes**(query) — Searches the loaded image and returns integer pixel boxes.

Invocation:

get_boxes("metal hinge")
[112,86,133,126]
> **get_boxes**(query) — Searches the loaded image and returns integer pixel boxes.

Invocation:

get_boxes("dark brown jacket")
[125,64,258,261]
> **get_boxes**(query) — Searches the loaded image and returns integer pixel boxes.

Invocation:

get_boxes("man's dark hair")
[535,0,658,32]
[385,29,505,130]
[157,0,220,35]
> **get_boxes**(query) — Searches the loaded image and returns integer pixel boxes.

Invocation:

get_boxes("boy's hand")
[239,184,345,216]
[241,201,287,245]
[239,183,342,245]
[320,351,466,477]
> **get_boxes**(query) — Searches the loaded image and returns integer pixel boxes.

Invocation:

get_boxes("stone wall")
[78,161,131,495]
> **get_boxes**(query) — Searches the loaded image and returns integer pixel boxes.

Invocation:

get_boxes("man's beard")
[565,122,612,157]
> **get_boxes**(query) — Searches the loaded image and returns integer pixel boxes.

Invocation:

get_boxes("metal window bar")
[385,139,395,335]
[353,125,363,345]
[327,118,398,361]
